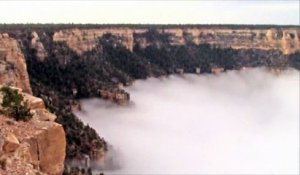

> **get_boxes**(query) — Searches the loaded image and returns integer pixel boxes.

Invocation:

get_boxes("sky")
[0,0,299,25]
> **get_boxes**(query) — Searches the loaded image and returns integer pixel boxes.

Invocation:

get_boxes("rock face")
[99,88,130,105]
[53,27,300,55]
[53,28,135,55]
[0,33,32,94]
[0,88,66,175]
[23,121,65,174]
[30,31,47,61]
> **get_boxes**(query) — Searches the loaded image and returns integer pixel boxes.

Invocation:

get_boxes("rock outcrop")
[99,88,130,105]
[0,88,66,175]
[53,27,300,55]
[29,31,47,61]
[53,28,135,55]
[0,33,32,94]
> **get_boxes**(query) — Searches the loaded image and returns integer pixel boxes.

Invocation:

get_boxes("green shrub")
[0,86,32,121]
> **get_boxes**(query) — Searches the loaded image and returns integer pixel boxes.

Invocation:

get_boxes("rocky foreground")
[0,87,65,175]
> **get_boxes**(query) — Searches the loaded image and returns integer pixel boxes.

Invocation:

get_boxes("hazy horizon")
[0,1,299,25]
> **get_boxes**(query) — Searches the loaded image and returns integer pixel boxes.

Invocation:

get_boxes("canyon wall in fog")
[1,25,299,172]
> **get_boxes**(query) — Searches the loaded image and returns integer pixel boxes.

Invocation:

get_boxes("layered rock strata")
[53,27,300,55]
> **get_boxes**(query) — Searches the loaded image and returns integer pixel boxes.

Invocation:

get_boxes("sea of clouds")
[75,68,299,174]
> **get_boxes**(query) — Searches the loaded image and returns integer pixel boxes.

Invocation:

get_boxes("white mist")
[75,68,299,174]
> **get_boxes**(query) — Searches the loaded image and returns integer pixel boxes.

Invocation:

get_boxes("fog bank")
[76,68,299,174]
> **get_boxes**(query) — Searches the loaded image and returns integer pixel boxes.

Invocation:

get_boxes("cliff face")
[29,31,48,62]
[53,27,300,55]
[0,87,66,175]
[0,33,32,94]
[53,28,135,54]
[0,32,66,174]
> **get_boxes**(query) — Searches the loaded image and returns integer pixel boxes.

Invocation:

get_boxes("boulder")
[3,133,20,153]
[25,124,66,175]
[23,93,45,109]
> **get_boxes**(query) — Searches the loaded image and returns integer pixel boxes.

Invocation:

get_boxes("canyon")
[0,24,299,174]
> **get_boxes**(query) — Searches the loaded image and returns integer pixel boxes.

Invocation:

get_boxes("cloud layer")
[76,68,299,174]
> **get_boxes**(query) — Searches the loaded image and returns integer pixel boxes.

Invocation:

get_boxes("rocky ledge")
[0,87,66,175]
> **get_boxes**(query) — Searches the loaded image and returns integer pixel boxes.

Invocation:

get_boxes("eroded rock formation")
[0,88,66,175]
[53,27,300,55]
[30,31,48,61]
[53,28,135,54]
[99,88,130,105]
[0,33,32,94]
